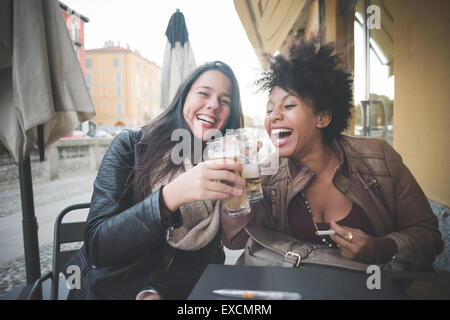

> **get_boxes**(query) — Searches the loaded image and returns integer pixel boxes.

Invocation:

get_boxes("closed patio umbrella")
[160,9,196,110]
[0,0,95,294]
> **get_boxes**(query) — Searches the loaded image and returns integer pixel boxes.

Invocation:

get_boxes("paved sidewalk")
[0,173,96,297]
[0,174,96,266]
[0,173,97,218]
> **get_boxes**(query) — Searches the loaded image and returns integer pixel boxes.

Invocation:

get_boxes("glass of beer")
[206,134,251,217]
[242,163,263,202]
[236,128,264,203]
[254,128,280,176]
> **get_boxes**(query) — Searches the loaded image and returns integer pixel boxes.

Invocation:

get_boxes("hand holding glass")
[236,128,264,203]
[206,134,251,217]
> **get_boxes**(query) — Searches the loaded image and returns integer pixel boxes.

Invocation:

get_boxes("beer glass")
[254,128,280,176]
[206,134,251,217]
[236,128,264,202]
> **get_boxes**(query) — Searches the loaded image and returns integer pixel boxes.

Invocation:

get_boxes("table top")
[188,264,450,300]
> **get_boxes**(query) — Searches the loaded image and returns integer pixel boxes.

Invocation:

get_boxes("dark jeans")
[155,247,225,300]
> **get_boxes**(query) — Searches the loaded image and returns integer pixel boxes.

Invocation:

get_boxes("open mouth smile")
[196,114,216,126]
[271,127,293,147]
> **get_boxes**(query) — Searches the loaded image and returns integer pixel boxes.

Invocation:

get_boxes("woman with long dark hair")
[68,61,245,300]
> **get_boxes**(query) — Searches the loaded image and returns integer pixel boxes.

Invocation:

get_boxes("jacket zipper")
[166,226,174,241]
[162,250,175,274]
[153,232,176,281]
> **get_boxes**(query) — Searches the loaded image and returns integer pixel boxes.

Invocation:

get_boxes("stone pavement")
[0,173,96,297]
[0,173,98,218]
[0,174,96,266]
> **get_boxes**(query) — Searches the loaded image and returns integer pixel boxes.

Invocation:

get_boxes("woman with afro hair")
[221,38,442,271]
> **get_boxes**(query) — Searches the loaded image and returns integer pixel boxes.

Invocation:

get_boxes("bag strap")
[245,224,371,271]
[245,224,326,266]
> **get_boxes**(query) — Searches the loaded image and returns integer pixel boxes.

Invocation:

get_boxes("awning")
[233,0,309,62]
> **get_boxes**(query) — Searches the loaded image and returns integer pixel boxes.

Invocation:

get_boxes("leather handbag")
[240,224,373,272]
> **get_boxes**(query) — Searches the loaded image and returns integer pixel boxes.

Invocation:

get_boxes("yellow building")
[85,42,161,132]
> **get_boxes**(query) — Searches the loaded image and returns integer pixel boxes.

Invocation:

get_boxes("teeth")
[271,128,293,135]
[197,115,216,124]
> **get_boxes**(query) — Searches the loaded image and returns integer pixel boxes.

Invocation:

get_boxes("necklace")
[301,190,335,248]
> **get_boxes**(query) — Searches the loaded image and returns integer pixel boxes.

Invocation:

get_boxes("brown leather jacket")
[221,135,443,271]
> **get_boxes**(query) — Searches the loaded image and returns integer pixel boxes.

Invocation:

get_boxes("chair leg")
[25,272,52,300]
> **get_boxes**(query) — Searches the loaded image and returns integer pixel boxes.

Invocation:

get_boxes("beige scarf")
[151,152,221,251]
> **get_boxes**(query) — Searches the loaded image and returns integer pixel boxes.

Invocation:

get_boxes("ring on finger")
[344,232,354,242]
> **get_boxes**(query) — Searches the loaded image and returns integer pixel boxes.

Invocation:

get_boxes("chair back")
[51,203,90,300]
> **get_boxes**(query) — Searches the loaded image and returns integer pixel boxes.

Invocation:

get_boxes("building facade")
[85,43,161,132]
[59,1,89,77]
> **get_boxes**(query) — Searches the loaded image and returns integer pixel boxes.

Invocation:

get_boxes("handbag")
[240,224,373,272]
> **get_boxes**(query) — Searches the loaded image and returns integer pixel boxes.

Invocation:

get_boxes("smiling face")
[183,70,232,140]
[265,86,329,160]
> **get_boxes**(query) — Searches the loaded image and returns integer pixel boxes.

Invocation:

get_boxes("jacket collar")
[332,136,353,192]
[286,136,351,179]
[280,136,354,195]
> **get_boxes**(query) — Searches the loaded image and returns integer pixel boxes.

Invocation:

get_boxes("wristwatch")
[159,187,183,229]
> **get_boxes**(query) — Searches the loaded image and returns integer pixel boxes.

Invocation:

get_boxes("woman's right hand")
[161,159,246,211]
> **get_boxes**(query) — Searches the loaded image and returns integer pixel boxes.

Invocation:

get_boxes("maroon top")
[288,192,376,245]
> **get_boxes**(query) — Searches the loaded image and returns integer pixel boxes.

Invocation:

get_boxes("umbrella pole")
[37,125,45,161]
[18,155,42,298]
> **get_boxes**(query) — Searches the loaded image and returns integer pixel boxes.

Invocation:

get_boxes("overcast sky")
[62,0,268,121]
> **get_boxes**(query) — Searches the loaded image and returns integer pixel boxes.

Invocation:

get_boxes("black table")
[188,264,450,300]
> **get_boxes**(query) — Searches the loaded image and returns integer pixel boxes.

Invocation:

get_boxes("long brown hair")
[133,61,244,203]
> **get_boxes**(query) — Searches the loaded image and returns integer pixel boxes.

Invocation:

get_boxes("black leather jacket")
[67,129,224,300]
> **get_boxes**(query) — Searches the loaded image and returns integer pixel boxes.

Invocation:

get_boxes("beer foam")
[243,164,259,178]
[206,136,241,160]
[207,147,239,160]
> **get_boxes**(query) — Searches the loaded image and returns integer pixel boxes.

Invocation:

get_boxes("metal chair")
[26,203,90,300]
